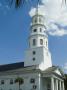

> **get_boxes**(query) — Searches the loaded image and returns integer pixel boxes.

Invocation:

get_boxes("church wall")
[0,72,42,90]
[24,47,44,66]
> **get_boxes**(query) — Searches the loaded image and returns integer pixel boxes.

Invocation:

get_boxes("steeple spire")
[35,0,39,15]
[24,1,52,70]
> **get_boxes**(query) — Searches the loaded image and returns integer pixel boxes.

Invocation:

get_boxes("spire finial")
[35,0,39,15]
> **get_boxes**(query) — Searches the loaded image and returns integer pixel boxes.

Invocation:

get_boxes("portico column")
[62,81,65,90]
[56,79,58,90]
[59,81,62,90]
[51,77,54,90]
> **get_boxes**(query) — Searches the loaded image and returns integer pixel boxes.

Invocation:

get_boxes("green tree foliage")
[15,0,25,8]
[15,77,24,90]
[64,74,67,90]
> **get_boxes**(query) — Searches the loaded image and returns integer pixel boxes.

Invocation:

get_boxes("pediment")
[54,69,62,75]
[54,68,64,76]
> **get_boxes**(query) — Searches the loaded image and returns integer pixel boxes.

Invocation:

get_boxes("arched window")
[40,28,42,32]
[40,39,43,45]
[39,17,41,22]
[34,18,37,23]
[33,39,36,46]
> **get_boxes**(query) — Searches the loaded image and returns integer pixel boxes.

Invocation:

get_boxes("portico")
[41,76,64,90]
[41,66,65,90]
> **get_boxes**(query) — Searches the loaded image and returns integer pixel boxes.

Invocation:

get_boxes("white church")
[0,4,65,90]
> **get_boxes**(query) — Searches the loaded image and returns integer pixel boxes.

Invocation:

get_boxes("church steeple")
[29,5,48,49]
[24,4,52,71]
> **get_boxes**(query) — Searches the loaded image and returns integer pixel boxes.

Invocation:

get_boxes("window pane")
[33,85,37,89]
[10,79,13,84]
[30,79,35,83]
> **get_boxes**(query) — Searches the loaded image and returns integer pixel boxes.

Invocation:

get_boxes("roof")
[0,62,64,79]
[0,62,24,72]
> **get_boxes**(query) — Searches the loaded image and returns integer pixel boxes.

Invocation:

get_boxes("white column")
[62,82,65,90]
[59,81,62,90]
[51,77,54,90]
[56,79,58,90]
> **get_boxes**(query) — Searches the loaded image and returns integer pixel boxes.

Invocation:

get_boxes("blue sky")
[0,0,67,73]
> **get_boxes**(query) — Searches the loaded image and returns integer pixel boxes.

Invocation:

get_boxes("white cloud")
[48,28,67,36]
[29,0,67,36]
[47,23,67,36]
[64,63,67,73]
[58,8,67,26]
[29,7,36,17]
[64,63,67,69]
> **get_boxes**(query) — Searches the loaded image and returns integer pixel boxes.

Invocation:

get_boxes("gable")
[54,68,64,76]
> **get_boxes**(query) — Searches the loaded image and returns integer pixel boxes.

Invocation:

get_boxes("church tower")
[24,6,52,71]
